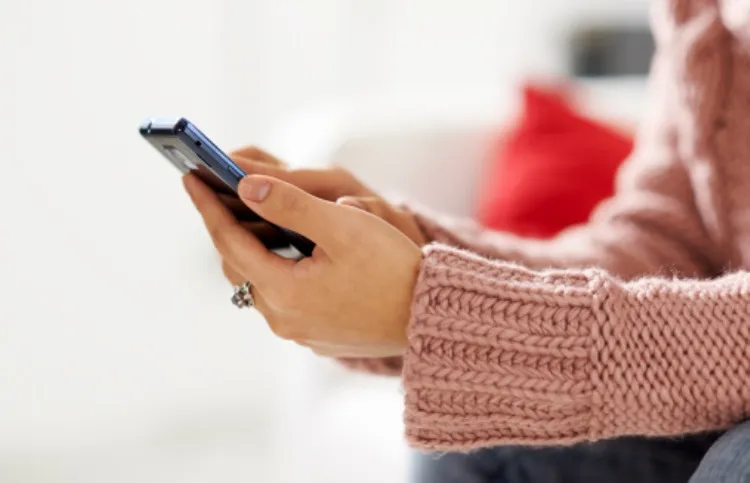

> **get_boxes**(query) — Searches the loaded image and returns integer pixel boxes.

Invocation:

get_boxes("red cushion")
[476,84,634,238]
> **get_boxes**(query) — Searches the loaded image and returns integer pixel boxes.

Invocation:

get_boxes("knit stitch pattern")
[403,248,750,450]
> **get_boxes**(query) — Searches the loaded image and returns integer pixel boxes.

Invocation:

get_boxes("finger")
[238,175,351,250]
[184,174,294,284]
[232,159,370,201]
[230,146,286,167]
[222,268,272,316]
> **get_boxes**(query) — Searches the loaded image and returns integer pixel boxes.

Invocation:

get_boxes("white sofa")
[263,80,648,483]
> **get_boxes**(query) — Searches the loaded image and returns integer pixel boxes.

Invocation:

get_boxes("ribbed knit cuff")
[403,244,602,451]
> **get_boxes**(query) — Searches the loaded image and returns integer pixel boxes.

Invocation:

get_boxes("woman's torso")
[656,0,750,272]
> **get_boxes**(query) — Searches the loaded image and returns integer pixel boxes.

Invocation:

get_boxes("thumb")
[239,175,349,250]
[232,159,370,201]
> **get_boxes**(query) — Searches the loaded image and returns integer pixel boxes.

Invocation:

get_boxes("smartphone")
[139,117,315,257]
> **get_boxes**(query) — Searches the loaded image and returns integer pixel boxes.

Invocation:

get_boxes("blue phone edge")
[139,117,316,257]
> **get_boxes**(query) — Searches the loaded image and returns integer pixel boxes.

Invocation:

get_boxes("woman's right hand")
[223,146,428,247]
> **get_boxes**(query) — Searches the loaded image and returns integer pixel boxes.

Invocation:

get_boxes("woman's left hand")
[184,173,423,358]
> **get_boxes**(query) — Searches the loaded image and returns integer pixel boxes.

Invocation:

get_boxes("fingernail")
[239,177,271,202]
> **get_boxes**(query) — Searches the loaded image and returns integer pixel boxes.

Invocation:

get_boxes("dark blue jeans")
[413,423,750,483]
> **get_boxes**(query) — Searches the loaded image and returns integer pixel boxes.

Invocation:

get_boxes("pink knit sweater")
[342,0,750,451]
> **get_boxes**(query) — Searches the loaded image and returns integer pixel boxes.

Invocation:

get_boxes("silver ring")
[231,281,255,309]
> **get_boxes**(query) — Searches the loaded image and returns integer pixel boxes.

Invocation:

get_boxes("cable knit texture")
[404,249,750,450]
[344,0,750,450]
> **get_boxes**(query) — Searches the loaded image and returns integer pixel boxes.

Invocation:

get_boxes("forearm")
[403,246,750,451]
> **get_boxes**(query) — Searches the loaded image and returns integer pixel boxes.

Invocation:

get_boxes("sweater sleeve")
[339,35,727,377]
[404,248,750,450]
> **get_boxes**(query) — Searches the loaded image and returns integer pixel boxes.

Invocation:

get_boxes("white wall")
[220,0,650,146]
[0,0,276,449]
[0,1,649,482]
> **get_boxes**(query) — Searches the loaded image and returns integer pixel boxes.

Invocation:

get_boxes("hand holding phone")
[183,170,423,358]
[139,118,315,256]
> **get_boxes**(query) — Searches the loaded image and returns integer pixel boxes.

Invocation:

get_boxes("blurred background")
[1,1,652,482]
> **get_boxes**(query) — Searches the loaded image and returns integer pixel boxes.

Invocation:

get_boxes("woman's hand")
[184,172,423,358]
[223,146,428,247]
